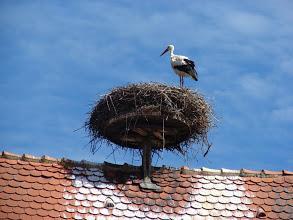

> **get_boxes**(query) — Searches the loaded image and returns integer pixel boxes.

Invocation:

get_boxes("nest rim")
[85,82,215,156]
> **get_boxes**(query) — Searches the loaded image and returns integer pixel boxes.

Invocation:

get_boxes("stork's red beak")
[160,48,168,56]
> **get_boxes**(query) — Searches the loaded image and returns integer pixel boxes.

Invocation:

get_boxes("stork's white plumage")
[160,45,198,87]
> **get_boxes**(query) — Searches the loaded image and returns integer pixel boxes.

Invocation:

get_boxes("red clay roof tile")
[2,173,14,181]
[0,165,11,171]
[31,182,43,190]
[262,204,272,212]
[0,152,292,219]
[3,157,18,165]
[15,187,27,196]
[248,184,261,192]
[19,213,31,219]
[33,176,51,184]
[276,198,287,206]
[260,184,272,192]
[272,205,284,213]
[163,186,175,194]
[33,196,46,203]
[13,206,24,214]
[279,212,291,219]
[274,185,286,193]
[6,180,18,189]
[7,212,20,219]
[132,197,144,205]
[1,205,13,213]
[281,191,292,200]
[284,176,293,184]
[22,164,35,170]
[36,208,48,217]
[27,188,40,197]
[268,191,280,199]
[170,193,182,201]
[29,202,42,210]
[253,197,265,205]
[34,165,47,171]
[264,198,275,206]
[9,194,23,202]
[3,186,16,194]
[256,191,269,199]
[39,190,51,198]
[24,207,37,216]
[20,181,31,189]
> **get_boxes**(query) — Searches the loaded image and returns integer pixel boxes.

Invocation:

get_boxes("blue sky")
[0,1,292,171]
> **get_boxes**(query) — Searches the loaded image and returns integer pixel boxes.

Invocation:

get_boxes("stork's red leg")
[182,77,184,87]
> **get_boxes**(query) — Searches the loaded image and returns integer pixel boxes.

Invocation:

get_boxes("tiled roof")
[0,151,292,220]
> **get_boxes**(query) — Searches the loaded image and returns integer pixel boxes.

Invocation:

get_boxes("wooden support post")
[142,143,151,180]
[140,141,161,191]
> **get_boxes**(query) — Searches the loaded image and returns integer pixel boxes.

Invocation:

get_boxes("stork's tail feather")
[191,69,198,81]
[192,76,198,81]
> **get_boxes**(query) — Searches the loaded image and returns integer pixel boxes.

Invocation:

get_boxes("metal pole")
[142,143,152,180]
[140,140,160,191]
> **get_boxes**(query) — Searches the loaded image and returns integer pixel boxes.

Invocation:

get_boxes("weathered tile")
[0,153,292,220]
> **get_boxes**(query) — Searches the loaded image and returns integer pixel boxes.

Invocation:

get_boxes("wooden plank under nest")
[102,112,190,149]
[132,128,148,137]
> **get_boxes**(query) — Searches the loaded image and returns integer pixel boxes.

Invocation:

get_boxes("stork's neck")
[169,48,174,56]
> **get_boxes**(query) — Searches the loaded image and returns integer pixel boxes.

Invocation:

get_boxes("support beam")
[139,142,161,191]
[142,144,152,179]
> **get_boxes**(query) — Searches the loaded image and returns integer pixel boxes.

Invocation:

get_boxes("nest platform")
[86,83,214,155]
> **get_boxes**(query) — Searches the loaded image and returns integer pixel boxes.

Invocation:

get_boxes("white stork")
[160,45,198,87]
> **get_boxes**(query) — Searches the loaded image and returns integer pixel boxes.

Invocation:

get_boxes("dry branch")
[85,83,215,157]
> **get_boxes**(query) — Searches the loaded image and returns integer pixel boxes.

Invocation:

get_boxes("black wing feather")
[184,59,195,68]
[174,65,193,73]
[173,58,198,81]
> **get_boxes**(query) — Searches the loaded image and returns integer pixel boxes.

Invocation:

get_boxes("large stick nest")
[85,83,215,156]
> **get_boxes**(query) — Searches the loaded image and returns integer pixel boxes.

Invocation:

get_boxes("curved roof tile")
[0,151,292,219]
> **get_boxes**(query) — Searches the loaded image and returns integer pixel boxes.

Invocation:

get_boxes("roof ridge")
[1,151,60,163]
[1,150,292,177]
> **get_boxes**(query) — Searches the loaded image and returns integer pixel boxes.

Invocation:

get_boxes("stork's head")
[160,44,174,56]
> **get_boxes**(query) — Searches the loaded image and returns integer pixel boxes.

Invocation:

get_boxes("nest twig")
[85,83,215,157]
